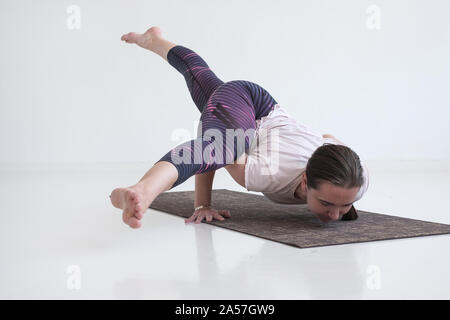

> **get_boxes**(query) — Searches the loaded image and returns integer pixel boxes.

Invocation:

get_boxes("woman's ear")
[341,205,358,221]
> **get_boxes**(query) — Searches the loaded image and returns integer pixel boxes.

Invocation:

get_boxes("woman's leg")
[111,79,277,229]
[110,161,178,229]
[121,26,176,61]
[113,27,225,228]
[113,27,278,229]
[121,27,224,112]
[166,45,224,112]
[156,80,278,189]
[239,80,278,120]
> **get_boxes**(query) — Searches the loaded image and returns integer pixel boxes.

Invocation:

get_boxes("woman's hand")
[185,207,232,224]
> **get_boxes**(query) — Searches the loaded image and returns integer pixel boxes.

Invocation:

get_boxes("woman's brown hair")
[305,143,364,221]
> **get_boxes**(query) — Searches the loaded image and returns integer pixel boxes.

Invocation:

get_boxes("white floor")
[1,159,450,299]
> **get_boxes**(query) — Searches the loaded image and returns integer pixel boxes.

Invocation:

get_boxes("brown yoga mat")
[149,189,450,248]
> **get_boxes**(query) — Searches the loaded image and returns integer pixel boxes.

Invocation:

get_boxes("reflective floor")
[1,159,449,299]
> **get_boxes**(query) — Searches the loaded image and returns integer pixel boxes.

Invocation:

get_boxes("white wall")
[1,0,449,165]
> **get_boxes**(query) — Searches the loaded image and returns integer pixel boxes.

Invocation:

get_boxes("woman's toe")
[128,217,142,229]
[121,32,138,43]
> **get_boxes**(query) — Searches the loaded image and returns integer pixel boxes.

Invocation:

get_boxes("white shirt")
[244,104,370,204]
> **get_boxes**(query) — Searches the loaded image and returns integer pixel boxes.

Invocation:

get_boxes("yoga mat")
[149,189,450,248]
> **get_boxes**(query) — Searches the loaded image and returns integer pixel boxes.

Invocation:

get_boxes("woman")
[110,26,369,229]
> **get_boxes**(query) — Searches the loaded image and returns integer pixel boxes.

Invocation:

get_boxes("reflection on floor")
[0,160,449,299]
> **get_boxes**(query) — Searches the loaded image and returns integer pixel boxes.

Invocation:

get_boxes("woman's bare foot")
[110,185,152,229]
[121,26,162,51]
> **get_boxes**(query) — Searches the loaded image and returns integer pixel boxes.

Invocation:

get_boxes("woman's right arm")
[194,170,216,208]
[186,170,232,223]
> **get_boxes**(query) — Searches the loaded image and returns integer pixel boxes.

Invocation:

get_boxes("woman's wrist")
[194,204,211,212]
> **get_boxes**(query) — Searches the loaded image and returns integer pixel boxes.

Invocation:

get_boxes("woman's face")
[306,181,359,222]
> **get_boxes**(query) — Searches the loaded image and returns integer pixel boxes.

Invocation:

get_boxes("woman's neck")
[294,173,306,201]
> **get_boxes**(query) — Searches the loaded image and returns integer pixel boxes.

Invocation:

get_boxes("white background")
[1,0,449,165]
[1,0,449,300]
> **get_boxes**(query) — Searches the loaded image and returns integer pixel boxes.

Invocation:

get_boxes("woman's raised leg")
[121,26,224,112]
[121,26,176,61]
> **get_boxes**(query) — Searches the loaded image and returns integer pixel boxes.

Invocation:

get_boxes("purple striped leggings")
[156,45,278,189]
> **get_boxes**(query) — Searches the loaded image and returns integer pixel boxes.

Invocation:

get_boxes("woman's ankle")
[131,182,159,203]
